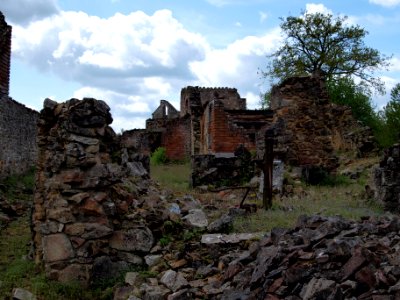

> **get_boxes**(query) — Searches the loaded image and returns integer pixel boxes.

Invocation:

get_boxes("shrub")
[150,147,168,165]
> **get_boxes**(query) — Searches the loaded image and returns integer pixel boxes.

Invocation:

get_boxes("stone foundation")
[191,146,254,188]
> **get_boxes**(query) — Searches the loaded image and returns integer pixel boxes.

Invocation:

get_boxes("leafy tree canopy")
[381,83,400,145]
[263,12,391,93]
[327,76,376,126]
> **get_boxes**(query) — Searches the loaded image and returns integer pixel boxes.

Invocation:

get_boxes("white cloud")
[0,0,59,25]
[305,3,333,15]
[190,27,282,93]
[235,22,242,27]
[113,116,148,133]
[381,76,399,91]
[10,9,211,130]
[369,0,400,7]
[10,6,284,131]
[389,57,400,72]
[12,9,208,76]
[244,91,262,109]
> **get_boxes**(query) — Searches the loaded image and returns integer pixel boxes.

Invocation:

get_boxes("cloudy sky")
[1,0,400,131]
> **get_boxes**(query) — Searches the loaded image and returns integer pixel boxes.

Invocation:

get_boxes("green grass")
[150,162,191,194]
[150,161,384,233]
[0,167,35,202]
[233,183,384,233]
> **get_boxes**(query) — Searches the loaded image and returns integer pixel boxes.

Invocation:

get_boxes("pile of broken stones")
[112,213,400,300]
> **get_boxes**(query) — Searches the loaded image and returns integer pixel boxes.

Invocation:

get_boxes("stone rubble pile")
[115,214,400,300]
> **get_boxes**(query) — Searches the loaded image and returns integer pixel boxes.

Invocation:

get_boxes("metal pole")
[263,129,274,210]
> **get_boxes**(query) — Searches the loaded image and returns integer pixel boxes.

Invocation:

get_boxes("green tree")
[327,77,377,126]
[263,12,391,93]
[326,77,390,146]
[259,91,271,109]
[381,83,400,145]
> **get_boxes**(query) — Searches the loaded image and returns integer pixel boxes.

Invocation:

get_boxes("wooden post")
[263,128,274,210]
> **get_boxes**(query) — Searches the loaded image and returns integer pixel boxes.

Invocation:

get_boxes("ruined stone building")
[0,11,38,178]
[124,87,273,162]
[270,76,376,173]
[122,76,375,187]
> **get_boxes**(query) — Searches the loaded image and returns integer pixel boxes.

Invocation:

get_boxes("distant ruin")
[123,87,273,162]
[0,12,38,179]
[125,77,375,187]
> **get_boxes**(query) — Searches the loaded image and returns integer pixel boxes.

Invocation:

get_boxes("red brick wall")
[161,117,191,160]
[209,101,248,153]
[0,13,11,97]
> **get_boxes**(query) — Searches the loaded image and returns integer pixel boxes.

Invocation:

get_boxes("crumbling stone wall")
[180,86,246,116]
[180,86,247,156]
[181,86,246,155]
[152,99,179,119]
[0,12,11,98]
[143,100,191,160]
[269,76,375,172]
[32,98,152,285]
[374,143,400,212]
[191,145,254,187]
[0,97,38,178]
[120,129,160,157]
[159,116,191,160]
[0,12,39,179]
[202,100,273,155]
